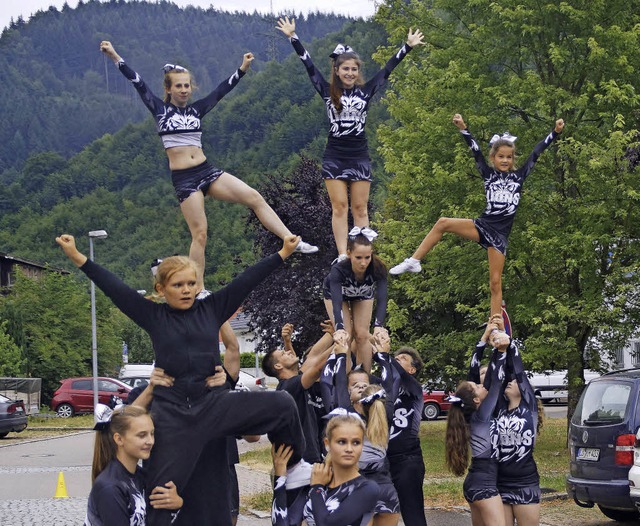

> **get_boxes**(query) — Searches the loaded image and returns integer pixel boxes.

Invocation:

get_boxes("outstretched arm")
[99,41,122,64]
[520,118,565,179]
[276,16,329,97]
[454,113,491,177]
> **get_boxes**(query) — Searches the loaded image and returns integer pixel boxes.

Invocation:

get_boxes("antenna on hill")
[263,0,277,62]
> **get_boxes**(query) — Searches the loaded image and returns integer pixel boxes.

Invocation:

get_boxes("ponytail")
[444,381,477,476]
[361,385,388,449]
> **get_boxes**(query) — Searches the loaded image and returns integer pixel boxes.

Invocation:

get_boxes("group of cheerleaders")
[53,14,566,526]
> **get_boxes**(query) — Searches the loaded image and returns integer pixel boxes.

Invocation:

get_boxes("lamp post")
[88,230,108,412]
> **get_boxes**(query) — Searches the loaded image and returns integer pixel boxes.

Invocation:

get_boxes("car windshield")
[572,381,631,426]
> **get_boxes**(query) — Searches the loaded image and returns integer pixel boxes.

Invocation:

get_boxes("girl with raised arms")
[391,114,564,317]
[99,41,317,291]
[276,17,423,262]
[57,233,307,526]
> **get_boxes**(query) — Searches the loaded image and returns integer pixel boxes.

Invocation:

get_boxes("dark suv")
[566,368,640,522]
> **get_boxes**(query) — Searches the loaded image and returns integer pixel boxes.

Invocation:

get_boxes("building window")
[631,340,640,368]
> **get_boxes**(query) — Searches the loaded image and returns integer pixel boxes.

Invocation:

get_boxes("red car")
[422,389,452,420]
[50,377,131,417]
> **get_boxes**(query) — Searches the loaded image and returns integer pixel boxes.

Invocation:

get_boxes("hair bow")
[348,226,378,242]
[330,44,355,59]
[93,400,124,431]
[163,63,188,73]
[446,395,464,407]
[150,258,163,277]
[359,388,386,406]
[489,132,517,145]
[322,407,363,420]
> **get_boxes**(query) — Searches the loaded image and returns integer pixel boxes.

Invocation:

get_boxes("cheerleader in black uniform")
[99,41,317,291]
[276,17,423,262]
[391,114,564,317]
[85,405,182,525]
[322,229,388,372]
[271,413,380,526]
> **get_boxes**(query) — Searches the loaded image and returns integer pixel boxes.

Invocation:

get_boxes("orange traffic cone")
[54,471,69,498]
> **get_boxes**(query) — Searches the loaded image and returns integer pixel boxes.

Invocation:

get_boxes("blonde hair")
[153,256,198,292]
[360,385,389,449]
[163,69,197,104]
[325,414,366,442]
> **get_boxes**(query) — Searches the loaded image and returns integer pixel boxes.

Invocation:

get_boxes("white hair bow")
[163,63,188,73]
[330,43,355,59]
[323,407,362,420]
[359,388,386,406]
[489,132,517,145]
[93,400,124,431]
[348,226,378,242]
[446,395,464,407]
[151,258,163,277]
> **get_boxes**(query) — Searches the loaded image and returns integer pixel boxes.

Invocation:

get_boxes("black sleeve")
[79,259,157,331]
[191,68,246,117]
[209,253,283,323]
[290,35,329,97]
[373,274,388,328]
[333,354,352,410]
[308,482,378,526]
[373,351,397,422]
[116,59,165,115]
[476,349,506,421]
[507,342,536,411]
[467,341,487,383]
[459,128,492,180]
[271,476,288,526]
[90,482,134,526]
[327,267,346,330]
[519,129,559,180]
[364,44,412,97]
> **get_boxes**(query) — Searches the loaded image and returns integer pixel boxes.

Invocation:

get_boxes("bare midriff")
[166,146,207,171]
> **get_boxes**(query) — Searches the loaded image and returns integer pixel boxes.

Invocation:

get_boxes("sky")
[3,0,377,31]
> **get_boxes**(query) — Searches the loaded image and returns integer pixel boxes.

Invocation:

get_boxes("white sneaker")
[389,258,422,275]
[285,459,312,490]
[332,253,348,265]
[294,240,319,254]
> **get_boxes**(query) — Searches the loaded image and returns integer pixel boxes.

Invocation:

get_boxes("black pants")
[389,450,427,526]
[147,389,305,526]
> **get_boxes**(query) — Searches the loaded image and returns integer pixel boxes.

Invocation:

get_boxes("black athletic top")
[115,59,244,147]
[494,343,539,486]
[290,35,412,160]
[323,260,388,331]
[387,359,424,456]
[467,341,487,384]
[84,459,148,526]
[460,127,559,239]
[277,374,323,463]
[80,254,282,405]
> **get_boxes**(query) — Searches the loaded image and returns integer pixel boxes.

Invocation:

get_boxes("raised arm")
[276,16,329,97]
[476,349,507,422]
[373,273,388,329]
[454,114,492,177]
[506,341,536,411]
[271,444,293,526]
[191,53,251,116]
[371,330,398,422]
[364,28,423,96]
[467,322,495,382]
[519,119,564,179]
[221,321,240,382]
[56,235,156,330]
[99,40,165,115]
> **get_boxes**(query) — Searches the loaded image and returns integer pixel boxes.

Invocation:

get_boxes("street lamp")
[88,230,108,413]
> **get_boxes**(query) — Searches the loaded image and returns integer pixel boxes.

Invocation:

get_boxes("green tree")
[375,0,640,414]
[0,321,24,377]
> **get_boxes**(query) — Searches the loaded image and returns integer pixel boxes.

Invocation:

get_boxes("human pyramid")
[56,15,563,526]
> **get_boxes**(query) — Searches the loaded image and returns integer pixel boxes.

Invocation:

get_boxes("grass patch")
[241,489,273,513]
[239,445,273,473]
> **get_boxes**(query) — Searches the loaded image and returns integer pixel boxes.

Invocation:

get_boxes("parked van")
[119,364,154,389]
[566,368,640,521]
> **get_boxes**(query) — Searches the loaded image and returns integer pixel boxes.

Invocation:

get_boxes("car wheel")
[597,505,640,521]
[0,432,8,439]
[422,402,440,420]
[56,403,75,418]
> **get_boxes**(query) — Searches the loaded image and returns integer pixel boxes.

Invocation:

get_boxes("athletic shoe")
[389,257,422,275]
[196,289,212,300]
[285,459,313,490]
[294,240,319,254]
[331,253,348,265]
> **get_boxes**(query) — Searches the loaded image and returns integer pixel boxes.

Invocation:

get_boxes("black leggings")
[389,451,427,526]
[146,389,305,526]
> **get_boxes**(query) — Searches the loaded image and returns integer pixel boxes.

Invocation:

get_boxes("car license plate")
[577,447,600,461]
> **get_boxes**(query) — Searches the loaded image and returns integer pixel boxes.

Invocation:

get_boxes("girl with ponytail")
[86,405,182,525]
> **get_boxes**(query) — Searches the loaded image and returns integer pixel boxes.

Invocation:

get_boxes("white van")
[529,369,600,403]
[119,364,154,389]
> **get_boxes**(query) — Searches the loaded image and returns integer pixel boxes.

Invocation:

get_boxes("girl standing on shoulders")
[323,229,388,372]
[276,17,423,262]
[391,114,564,317]
[99,41,317,291]
[271,413,380,526]
[85,404,182,525]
